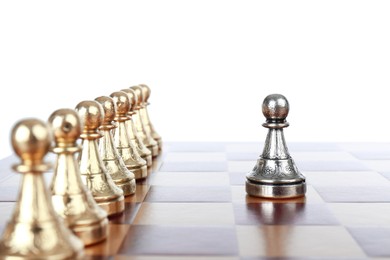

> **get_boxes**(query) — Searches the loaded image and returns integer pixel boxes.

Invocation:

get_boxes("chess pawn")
[48,109,108,246]
[120,88,152,167]
[246,94,306,198]
[0,119,84,259]
[130,85,159,158]
[110,91,148,180]
[75,101,125,216]
[139,84,163,152]
[95,96,136,195]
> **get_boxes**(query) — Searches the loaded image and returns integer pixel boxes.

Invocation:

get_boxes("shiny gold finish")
[95,96,136,195]
[110,91,147,180]
[75,101,125,216]
[139,84,163,151]
[48,109,108,246]
[120,88,152,167]
[130,85,159,157]
[0,118,84,259]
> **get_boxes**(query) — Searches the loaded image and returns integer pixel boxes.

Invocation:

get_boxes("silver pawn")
[246,94,306,198]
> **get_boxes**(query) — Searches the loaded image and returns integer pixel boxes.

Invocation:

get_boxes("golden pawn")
[75,101,125,217]
[110,91,148,180]
[120,88,152,167]
[139,84,163,152]
[95,96,136,195]
[0,118,84,259]
[130,85,159,157]
[48,109,108,246]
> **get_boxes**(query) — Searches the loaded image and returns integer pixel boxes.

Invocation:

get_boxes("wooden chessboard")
[1,142,390,259]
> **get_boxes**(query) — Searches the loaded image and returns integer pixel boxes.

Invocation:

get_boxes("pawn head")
[95,96,117,125]
[48,109,81,145]
[130,85,143,105]
[120,89,137,111]
[110,91,130,116]
[262,94,289,121]
[139,84,151,101]
[75,100,103,132]
[11,118,51,165]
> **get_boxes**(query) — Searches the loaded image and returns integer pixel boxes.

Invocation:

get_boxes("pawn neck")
[262,128,291,160]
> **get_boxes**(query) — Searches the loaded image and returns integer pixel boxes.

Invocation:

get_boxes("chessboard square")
[233,203,339,225]
[167,142,226,152]
[150,172,230,186]
[231,185,325,204]
[225,143,262,153]
[288,142,342,152]
[0,202,15,224]
[145,186,232,202]
[124,184,150,203]
[304,171,390,187]
[329,203,390,226]
[109,202,141,224]
[0,186,19,202]
[133,203,234,226]
[159,161,228,172]
[115,257,239,260]
[229,172,246,185]
[381,172,390,180]
[339,142,390,152]
[163,152,226,162]
[350,150,390,160]
[0,162,14,182]
[291,151,358,162]
[315,186,390,202]
[361,160,390,172]
[118,225,238,256]
[240,257,367,260]
[296,161,370,171]
[227,152,259,161]
[236,226,365,257]
[84,224,130,256]
[348,227,390,257]
[228,161,256,173]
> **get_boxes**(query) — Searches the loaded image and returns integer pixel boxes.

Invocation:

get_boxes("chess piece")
[48,109,108,246]
[0,119,84,259]
[95,96,136,195]
[120,88,152,167]
[110,91,148,180]
[246,94,306,198]
[139,84,163,152]
[130,85,159,157]
[75,101,125,216]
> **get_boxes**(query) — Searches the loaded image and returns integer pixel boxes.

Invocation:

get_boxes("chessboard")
[1,141,390,259]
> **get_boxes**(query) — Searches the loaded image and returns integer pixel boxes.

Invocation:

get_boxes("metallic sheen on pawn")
[120,88,153,167]
[130,85,159,157]
[48,109,108,245]
[76,101,125,216]
[0,119,84,259]
[246,94,306,198]
[139,84,163,152]
[95,96,136,195]
[110,91,148,180]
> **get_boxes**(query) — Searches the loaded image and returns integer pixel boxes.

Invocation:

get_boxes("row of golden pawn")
[0,84,162,259]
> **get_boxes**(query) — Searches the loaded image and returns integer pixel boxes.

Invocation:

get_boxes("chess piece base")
[97,196,125,217]
[129,164,148,180]
[147,143,159,158]
[245,179,306,198]
[142,153,153,167]
[155,137,162,152]
[115,178,136,196]
[73,217,108,246]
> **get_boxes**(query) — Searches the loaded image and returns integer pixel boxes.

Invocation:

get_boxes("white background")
[1,1,390,159]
